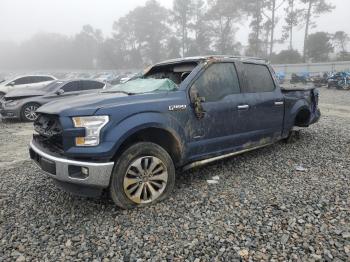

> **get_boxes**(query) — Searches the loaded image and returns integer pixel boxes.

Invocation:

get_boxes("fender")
[104,112,187,160]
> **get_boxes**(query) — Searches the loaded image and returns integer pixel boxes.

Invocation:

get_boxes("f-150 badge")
[169,105,187,111]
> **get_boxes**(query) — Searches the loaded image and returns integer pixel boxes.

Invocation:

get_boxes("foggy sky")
[0,0,348,52]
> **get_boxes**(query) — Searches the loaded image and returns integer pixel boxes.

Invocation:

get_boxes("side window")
[30,77,42,83]
[192,63,240,102]
[81,81,105,90]
[243,63,275,93]
[36,76,54,82]
[13,77,33,85]
[61,81,80,92]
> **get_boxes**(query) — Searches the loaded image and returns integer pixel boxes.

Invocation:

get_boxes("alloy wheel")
[24,105,39,121]
[123,156,168,204]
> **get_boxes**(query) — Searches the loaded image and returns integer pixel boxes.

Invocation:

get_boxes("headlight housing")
[72,116,109,146]
[5,100,20,107]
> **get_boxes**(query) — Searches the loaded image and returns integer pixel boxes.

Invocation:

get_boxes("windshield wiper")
[101,90,136,96]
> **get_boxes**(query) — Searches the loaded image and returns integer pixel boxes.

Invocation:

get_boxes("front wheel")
[109,142,175,209]
[21,103,40,122]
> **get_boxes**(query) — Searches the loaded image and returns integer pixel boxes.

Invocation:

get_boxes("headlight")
[72,116,109,146]
[5,100,20,107]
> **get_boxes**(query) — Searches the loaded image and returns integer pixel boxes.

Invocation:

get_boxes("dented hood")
[37,92,128,116]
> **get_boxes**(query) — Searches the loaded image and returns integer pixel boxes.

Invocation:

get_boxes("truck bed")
[280,83,316,92]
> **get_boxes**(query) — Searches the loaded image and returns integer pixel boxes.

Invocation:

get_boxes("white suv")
[0,75,57,98]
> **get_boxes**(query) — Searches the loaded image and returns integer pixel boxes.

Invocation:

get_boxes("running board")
[182,143,273,172]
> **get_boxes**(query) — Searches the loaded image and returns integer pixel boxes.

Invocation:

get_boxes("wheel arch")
[112,125,185,167]
[21,101,42,108]
[294,107,311,127]
[286,99,312,129]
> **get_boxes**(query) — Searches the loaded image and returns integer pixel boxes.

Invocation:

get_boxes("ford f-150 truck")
[29,56,320,209]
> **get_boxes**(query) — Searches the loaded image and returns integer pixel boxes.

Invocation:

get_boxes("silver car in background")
[0,75,57,98]
[0,79,107,121]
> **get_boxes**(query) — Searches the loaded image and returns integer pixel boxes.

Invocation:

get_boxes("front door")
[186,62,243,160]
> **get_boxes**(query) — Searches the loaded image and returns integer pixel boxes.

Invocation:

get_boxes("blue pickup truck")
[29,56,320,209]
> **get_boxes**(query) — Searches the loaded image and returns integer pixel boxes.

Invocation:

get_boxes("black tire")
[20,103,41,122]
[109,142,175,209]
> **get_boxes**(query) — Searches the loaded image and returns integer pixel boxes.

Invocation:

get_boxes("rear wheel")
[109,142,175,209]
[21,103,40,122]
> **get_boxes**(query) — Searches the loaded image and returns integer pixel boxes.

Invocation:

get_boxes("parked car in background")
[0,79,107,121]
[29,56,321,209]
[95,73,115,83]
[105,73,141,85]
[290,73,309,84]
[327,72,350,90]
[0,75,57,99]
[107,75,123,85]
[275,72,286,84]
[310,72,329,87]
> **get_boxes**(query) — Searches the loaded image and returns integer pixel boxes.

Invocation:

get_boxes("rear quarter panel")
[282,88,319,136]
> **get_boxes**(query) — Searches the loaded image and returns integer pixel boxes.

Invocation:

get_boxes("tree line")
[0,0,347,70]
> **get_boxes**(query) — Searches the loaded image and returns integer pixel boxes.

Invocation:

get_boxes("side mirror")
[190,86,205,119]
[56,89,64,95]
[8,82,15,87]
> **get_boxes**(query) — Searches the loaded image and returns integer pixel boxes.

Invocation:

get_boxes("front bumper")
[0,104,21,119]
[29,140,114,188]
[0,110,21,119]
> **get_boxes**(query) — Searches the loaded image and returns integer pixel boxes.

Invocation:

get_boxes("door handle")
[274,101,284,106]
[237,105,250,110]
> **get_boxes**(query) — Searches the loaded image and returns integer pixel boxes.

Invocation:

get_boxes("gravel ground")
[319,88,350,107]
[0,122,33,169]
[0,88,349,261]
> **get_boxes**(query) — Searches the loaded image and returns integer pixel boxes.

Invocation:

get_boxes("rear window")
[62,81,80,92]
[81,81,105,90]
[36,76,54,82]
[43,81,64,92]
[243,63,275,93]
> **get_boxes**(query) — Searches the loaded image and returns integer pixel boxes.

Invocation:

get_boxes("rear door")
[238,63,284,143]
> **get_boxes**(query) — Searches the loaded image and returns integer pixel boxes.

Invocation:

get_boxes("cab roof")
[154,55,269,67]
